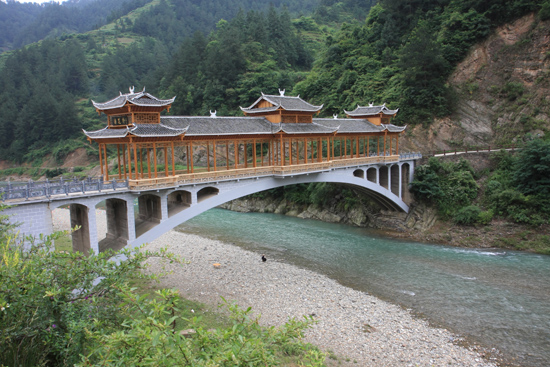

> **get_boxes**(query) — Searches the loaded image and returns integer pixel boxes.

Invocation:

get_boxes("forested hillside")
[294,0,546,124]
[0,0,548,165]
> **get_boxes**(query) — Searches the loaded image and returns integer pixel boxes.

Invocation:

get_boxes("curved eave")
[82,127,130,139]
[381,124,407,133]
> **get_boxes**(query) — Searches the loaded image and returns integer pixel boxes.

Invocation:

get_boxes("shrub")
[454,205,482,225]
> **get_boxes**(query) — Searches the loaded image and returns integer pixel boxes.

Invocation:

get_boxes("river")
[176,208,550,367]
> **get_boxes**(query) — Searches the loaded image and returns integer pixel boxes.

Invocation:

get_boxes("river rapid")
[176,208,550,367]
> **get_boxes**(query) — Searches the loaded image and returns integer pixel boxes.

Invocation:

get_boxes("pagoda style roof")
[279,122,338,134]
[84,114,405,141]
[92,87,176,111]
[83,124,187,139]
[161,116,280,136]
[241,91,323,114]
[344,104,399,117]
[314,118,405,133]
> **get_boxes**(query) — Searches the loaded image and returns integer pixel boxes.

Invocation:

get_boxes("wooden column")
[164,146,168,178]
[127,143,132,179]
[234,140,238,169]
[356,137,360,158]
[213,140,217,171]
[367,137,370,157]
[117,145,122,179]
[389,135,392,156]
[186,144,190,173]
[171,142,175,176]
[253,139,257,168]
[99,143,104,177]
[146,147,151,178]
[122,144,127,179]
[206,141,210,172]
[384,131,387,156]
[304,138,308,164]
[103,144,109,181]
[317,138,322,162]
[190,142,194,173]
[289,139,293,165]
[377,136,380,156]
[139,148,144,178]
[226,142,229,170]
[153,143,158,178]
[280,135,284,166]
[133,142,138,181]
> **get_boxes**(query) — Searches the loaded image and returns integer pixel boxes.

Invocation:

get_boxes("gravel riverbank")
[52,209,498,367]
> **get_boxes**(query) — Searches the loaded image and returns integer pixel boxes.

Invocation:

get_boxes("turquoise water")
[177,208,550,367]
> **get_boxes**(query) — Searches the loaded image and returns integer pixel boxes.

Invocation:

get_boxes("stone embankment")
[52,208,497,367]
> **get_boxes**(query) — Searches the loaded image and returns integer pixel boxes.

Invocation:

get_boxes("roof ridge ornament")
[279,88,285,96]
[369,102,374,107]
[142,86,146,92]
[333,114,338,119]
[129,86,135,94]
[210,110,217,118]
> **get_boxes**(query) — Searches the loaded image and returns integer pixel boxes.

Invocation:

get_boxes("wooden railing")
[127,154,418,189]
[0,153,423,199]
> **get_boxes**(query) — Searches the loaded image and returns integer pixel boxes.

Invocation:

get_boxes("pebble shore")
[52,209,497,367]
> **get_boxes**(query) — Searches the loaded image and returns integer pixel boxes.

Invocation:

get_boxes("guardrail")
[432,145,518,157]
[0,177,129,202]
[2,152,424,199]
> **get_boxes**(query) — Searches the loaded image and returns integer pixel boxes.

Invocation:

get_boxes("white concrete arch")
[129,170,409,249]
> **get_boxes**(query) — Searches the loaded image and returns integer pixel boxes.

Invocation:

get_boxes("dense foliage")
[410,157,479,218]
[0,205,324,366]
[411,140,550,228]
[0,0,140,51]
[159,7,314,115]
[294,0,542,123]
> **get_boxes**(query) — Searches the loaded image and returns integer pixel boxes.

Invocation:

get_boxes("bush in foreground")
[0,207,324,366]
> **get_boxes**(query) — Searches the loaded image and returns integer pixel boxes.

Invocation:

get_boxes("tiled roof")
[314,118,382,133]
[280,122,338,134]
[161,116,280,136]
[382,124,407,133]
[83,124,187,139]
[92,88,175,110]
[130,124,187,137]
[83,126,130,139]
[241,93,323,113]
[84,116,405,140]
[344,104,399,116]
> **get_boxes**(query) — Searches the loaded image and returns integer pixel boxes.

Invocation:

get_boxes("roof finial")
[210,110,217,118]
[333,114,338,119]
[119,91,122,96]
[369,102,374,107]
[142,86,146,92]
[279,88,285,96]
[129,86,135,94]
[383,102,386,107]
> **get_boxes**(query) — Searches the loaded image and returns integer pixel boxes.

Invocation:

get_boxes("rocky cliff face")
[219,196,438,233]
[402,13,550,153]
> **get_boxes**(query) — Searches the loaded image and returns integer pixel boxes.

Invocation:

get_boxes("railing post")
[488,145,491,153]
[82,181,86,194]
